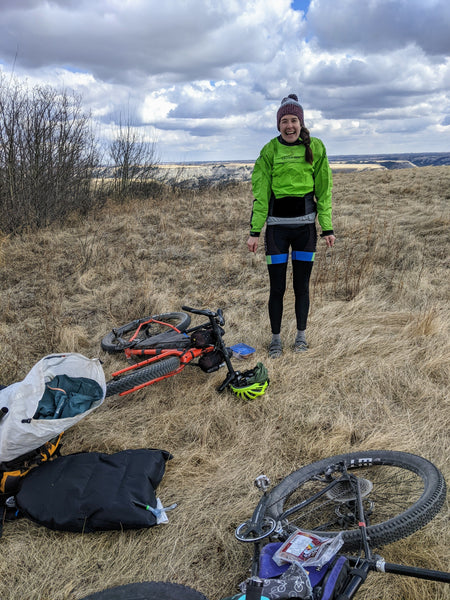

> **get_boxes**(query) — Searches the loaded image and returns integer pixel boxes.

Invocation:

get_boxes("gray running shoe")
[294,339,308,352]
[268,339,283,358]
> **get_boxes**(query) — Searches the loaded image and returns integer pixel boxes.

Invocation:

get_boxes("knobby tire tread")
[105,357,180,397]
[79,580,208,600]
[265,450,446,551]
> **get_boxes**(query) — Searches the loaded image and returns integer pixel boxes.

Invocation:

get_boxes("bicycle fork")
[335,473,372,600]
[206,313,240,392]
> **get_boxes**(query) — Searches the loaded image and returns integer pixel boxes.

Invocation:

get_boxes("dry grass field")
[0,166,449,600]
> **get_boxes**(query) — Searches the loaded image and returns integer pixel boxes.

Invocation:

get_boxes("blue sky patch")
[291,0,311,13]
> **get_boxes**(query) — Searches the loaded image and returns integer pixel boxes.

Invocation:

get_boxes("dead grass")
[0,167,449,600]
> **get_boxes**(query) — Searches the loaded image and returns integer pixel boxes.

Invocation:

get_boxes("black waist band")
[270,192,315,218]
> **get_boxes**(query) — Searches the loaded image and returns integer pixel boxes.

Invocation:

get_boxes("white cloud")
[141,92,177,122]
[308,0,450,56]
[0,0,448,160]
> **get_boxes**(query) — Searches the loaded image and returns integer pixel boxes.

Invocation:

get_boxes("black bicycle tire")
[265,450,446,551]
[78,581,208,600]
[101,312,191,353]
[105,357,180,397]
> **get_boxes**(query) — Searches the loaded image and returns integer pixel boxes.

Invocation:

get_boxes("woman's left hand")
[322,235,336,248]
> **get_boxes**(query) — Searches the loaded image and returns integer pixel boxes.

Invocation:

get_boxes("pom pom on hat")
[277,94,304,131]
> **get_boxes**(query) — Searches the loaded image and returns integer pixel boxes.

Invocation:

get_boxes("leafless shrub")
[107,114,161,201]
[0,75,99,234]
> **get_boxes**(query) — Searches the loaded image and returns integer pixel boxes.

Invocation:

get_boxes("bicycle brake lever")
[217,308,225,326]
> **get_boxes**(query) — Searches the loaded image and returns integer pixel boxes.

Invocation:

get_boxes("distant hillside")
[330,152,450,170]
[159,152,450,188]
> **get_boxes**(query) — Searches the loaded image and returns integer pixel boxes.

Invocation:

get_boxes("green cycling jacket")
[250,136,333,234]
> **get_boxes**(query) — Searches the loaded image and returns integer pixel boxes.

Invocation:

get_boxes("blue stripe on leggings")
[292,251,315,262]
[266,253,289,265]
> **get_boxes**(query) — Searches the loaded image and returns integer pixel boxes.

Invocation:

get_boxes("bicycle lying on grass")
[102,306,268,399]
[231,449,449,599]
[80,450,449,600]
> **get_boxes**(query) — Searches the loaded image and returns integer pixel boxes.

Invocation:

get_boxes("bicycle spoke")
[261,451,446,551]
[269,465,426,534]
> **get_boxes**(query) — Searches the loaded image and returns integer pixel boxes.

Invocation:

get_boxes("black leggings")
[265,223,316,334]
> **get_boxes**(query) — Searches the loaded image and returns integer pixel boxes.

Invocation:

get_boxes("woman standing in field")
[247,94,335,358]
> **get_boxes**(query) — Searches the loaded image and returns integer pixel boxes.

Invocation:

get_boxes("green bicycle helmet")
[229,362,269,401]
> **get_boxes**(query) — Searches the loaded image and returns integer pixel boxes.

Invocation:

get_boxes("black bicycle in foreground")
[81,450,449,600]
[231,449,449,599]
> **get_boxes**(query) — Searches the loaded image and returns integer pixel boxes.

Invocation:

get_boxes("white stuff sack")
[0,353,106,463]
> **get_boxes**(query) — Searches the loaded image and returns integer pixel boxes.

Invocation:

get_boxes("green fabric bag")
[34,375,103,420]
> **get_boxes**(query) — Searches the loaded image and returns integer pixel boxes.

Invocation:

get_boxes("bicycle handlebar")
[181,306,225,325]
[338,557,450,599]
[181,305,215,316]
[371,558,450,584]
[217,370,237,393]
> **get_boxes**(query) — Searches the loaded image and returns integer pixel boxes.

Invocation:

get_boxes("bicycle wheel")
[105,357,180,397]
[101,312,191,353]
[79,581,208,600]
[265,450,446,551]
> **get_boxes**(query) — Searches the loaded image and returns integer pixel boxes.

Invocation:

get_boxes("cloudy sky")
[1,0,449,162]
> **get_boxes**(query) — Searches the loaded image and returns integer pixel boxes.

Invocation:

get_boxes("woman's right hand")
[247,236,259,253]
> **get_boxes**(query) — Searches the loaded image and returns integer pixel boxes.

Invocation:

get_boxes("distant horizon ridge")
[162,151,450,166]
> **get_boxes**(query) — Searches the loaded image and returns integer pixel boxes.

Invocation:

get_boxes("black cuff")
[320,230,334,237]
[249,232,261,237]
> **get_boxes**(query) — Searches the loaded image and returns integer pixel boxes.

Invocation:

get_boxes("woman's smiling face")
[279,114,301,143]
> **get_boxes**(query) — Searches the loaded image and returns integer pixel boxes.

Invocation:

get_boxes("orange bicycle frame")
[111,346,215,396]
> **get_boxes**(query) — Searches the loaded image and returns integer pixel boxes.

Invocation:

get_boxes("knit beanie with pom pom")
[276,94,304,131]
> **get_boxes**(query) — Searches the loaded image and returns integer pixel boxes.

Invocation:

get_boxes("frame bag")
[15,448,173,532]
